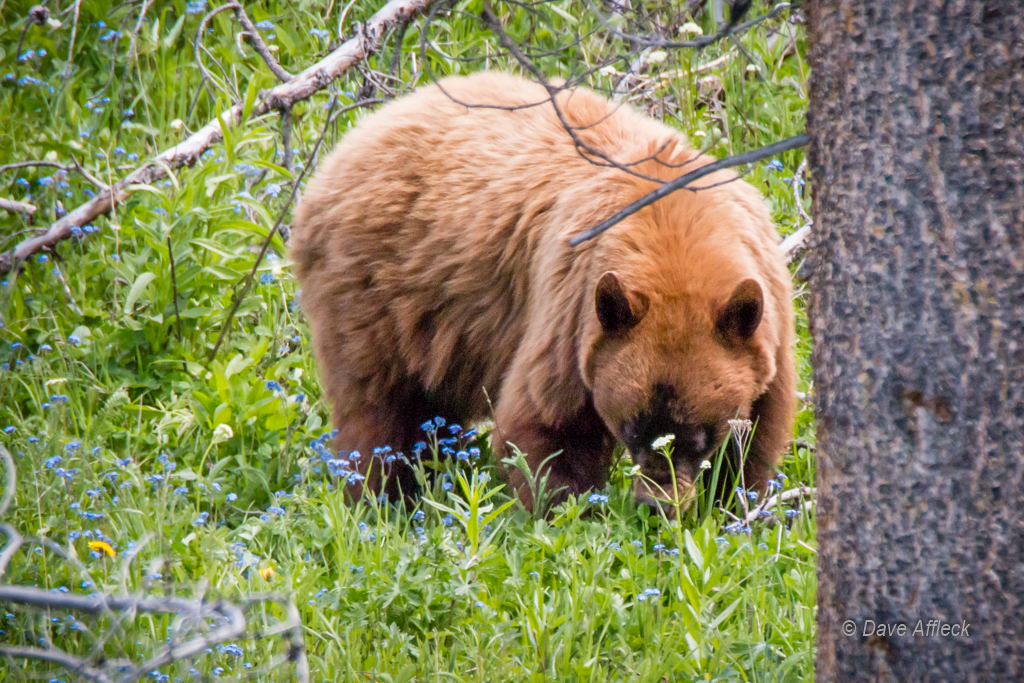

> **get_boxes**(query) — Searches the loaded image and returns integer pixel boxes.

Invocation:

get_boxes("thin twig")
[167,237,183,343]
[478,0,669,183]
[568,133,809,246]
[780,158,811,260]
[207,96,379,361]
[118,0,156,122]
[195,4,241,97]
[597,1,798,50]
[0,159,108,189]
[0,0,435,277]
[62,0,81,82]
[230,3,293,83]
[281,106,293,171]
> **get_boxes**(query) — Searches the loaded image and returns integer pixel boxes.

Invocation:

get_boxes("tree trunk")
[807,1,1024,680]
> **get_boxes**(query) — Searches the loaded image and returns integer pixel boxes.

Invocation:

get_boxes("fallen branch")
[0,442,308,683]
[780,223,810,257]
[0,158,108,190]
[744,485,815,524]
[568,132,810,246]
[0,644,113,683]
[0,198,36,215]
[0,0,435,277]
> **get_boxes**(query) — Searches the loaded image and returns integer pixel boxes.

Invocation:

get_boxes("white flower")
[679,22,703,36]
[170,119,184,130]
[647,50,668,65]
[651,434,675,450]
[212,423,234,444]
[699,460,712,470]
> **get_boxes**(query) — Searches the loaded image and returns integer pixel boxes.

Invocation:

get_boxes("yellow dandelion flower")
[88,540,115,557]
[259,566,275,579]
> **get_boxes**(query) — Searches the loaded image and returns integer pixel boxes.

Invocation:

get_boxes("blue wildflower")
[255,20,274,30]
[587,493,608,504]
[259,272,275,284]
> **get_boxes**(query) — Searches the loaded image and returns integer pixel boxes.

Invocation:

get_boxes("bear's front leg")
[493,398,617,513]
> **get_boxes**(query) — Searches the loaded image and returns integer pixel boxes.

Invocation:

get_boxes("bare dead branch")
[0,159,108,190]
[781,223,811,258]
[0,198,36,215]
[568,132,809,246]
[478,1,668,183]
[195,3,242,97]
[0,445,14,518]
[744,485,815,524]
[0,0,436,277]
[0,645,114,683]
[230,3,293,83]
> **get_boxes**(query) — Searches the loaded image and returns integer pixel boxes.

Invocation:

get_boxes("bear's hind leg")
[331,402,423,503]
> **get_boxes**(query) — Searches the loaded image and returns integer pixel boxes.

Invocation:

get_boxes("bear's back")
[290,71,782,420]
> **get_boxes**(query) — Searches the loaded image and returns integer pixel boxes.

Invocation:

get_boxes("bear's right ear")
[595,272,649,334]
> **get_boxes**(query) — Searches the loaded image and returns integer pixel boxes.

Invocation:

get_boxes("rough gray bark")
[807,1,1024,680]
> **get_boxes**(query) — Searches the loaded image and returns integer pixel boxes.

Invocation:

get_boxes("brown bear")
[290,71,795,512]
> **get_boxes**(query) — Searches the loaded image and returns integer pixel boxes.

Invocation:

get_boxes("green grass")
[0,0,816,680]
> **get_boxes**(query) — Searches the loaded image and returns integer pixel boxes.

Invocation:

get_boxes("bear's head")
[583,269,776,513]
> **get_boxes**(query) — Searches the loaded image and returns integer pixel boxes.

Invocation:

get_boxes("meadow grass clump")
[1,0,816,679]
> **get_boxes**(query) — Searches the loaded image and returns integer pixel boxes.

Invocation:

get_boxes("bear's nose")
[665,423,718,465]
[687,428,707,454]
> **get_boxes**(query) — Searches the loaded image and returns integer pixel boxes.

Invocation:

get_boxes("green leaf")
[124,272,157,315]
[707,597,742,631]
[205,173,236,197]
[265,412,288,431]
[213,403,232,426]
[393,664,417,683]
[224,354,253,379]
[685,530,704,573]
[161,13,185,49]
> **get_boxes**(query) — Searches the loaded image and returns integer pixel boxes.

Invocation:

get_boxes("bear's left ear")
[595,272,650,334]
[716,279,763,344]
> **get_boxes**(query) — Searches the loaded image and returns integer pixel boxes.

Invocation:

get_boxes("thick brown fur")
[290,71,796,510]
